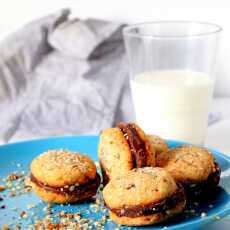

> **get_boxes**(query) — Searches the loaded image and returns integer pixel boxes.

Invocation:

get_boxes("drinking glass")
[123,21,222,145]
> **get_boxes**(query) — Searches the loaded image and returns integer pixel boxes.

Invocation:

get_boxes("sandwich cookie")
[148,135,168,155]
[98,122,156,184]
[103,167,186,226]
[30,150,100,203]
[156,145,221,199]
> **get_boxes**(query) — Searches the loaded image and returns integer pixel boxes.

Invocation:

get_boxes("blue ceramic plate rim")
[0,135,230,229]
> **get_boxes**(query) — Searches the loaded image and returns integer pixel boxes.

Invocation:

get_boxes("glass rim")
[123,20,222,39]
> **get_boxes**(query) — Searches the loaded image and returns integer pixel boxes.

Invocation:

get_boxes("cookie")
[147,135,168,155]
[30,150,100,203]
[103,167,186,226]
[98,122,156,184]
[156,145,221,198]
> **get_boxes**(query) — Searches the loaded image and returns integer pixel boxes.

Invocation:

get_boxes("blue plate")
[0,135,229,229]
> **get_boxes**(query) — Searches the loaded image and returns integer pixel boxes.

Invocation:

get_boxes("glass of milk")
[123,21,222,145]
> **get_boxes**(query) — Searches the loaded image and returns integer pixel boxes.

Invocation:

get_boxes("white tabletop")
[202,216,229,230]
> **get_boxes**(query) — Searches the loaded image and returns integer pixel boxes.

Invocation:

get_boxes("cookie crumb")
[190,209,195,213]
[15,224,21,230]
[1,224,10,230]
[0,185,5,191]
[74,213,81,220]
[58,210,66,217]
[20,211,28,218]
[201,212,207,218]
[101,215,107,223]
[213,215,221,220]
[7,173,21,181]
[69,185,75,192]
[27,203,35,210]
[9,191,16,197]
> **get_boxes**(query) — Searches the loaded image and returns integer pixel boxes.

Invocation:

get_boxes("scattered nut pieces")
[15,225,21,230]
[24,186,32,193]
[0,160,218,229]
[24,178,32,187]
[201,212,207,218]
[1,224,10,230]
[213,215,221,220]
[58,210,66,218]
[7,173,21,181]
[27,203,36,210]
[0,185,5,191]
[20,211,28,218]
[66,213,74,219]
[9,190,16,197]
[101,215,107,223]
[74,213,81,220]
[69,185,75,192]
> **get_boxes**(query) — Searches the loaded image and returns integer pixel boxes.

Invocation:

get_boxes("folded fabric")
[0,9,134,143]
[48,18,125,59]
[0,9,70,101]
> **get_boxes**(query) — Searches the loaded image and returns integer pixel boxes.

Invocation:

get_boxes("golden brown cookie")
[156,145,221,198]
[98,123,156,184]
[147,135,168,155]
[103,167,186,226]
[30,150,100,203]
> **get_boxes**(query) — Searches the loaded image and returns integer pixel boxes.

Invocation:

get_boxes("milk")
[131,70,214,144]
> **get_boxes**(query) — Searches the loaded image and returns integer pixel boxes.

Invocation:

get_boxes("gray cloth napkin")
[49,18,124,60]
[0,9,218,144]
[0,9,134,143]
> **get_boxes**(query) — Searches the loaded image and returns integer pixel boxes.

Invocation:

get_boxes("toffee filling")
[117,122,147,168]
[108,185,185,218]
[30,173,100,196]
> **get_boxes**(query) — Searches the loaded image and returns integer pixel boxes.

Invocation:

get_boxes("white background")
[0,0,230,96]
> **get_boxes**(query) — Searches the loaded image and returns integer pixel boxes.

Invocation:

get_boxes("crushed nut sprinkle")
[20,211,28,218]
[201,212,207,218]
[69,185,75,192]
[0,160,220,229]
[0,185,5,191]
[7,173,22,181]
[213,215,221,220]
[1,224,10,230]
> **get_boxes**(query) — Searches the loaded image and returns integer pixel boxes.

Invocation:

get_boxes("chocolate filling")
[30,173,100,196]
[117,122,147,168]
[184,162,221,198]
[108,185,185,218]
[100,162,110,186]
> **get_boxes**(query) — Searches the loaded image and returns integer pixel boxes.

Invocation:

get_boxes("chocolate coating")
[107,185,185,218]
[117,122,147,168]
[184,162,221,199]
[30,173,100,196]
